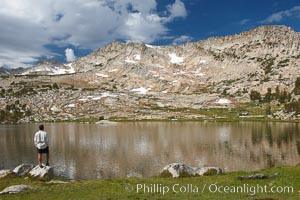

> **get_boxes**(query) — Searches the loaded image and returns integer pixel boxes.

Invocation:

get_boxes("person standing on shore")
[34,125,50,167]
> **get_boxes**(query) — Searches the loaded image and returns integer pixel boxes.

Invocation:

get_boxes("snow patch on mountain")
[145,44,160,49]
[109,69,119,73]
[21,63,75,75]
[133,55,141,60]
[65,104,76,108]
[91,92,118,101]
[131,87,151,95]
[169,53,184,64]
[194,72,206,76]
[215,98,232,104]
[125,58,137,64]
[96,73,109,78]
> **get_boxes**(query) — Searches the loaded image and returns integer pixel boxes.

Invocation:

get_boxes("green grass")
[36,103,299,123]
[0,165,299,199]
[149,103,283,121]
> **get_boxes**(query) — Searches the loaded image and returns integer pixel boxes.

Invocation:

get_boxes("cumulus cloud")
[165,0,187,22]
[172,35,193,45]
[0,0,188,68]
[261,6,300,23]
[65,48,76,62]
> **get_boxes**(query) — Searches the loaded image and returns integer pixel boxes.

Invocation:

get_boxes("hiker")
[34,124,50,167]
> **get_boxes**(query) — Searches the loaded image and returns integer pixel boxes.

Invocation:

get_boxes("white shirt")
[34,130,49,149]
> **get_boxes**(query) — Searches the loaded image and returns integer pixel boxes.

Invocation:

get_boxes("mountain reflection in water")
[0,122,299,180]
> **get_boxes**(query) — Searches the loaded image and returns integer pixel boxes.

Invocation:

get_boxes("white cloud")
[65,48,76,62]
[0,0,188,68]
[119,12,168,43]
[239,19,250,25]
[261,6,300,23]
[165,0,187,22]
[172,35,193,45]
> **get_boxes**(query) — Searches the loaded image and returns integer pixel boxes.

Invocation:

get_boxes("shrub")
[265,105,271,115]
[285,100,300,114]
[278,90,288,103]
[250,90,261,101]
[294,77,300,95]
[263,88,272,103]
[53,83,60,90]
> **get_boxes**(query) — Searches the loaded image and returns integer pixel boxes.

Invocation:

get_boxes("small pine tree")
[53,83,59,90]
[265,105,271,115]
[278,90,288,103]
[275,86,280,99]
[250,90,261,101]
[264,88,272,103]
[285,100,300,114]
[294,77,300,95]
[0,110,5,121]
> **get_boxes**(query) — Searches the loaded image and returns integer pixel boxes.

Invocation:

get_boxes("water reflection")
[0,122,299,180]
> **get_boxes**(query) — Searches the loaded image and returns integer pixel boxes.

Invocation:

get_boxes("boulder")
[193,167,222,176]
[238,173,280,180]
[96,120,118,125]
[13,164,34,176]
[0,185,37,195]
[160,163,223,178]
[0,170,12,179]
[160,163,195,178]
[46,180,70,184]
[29,165,54,179]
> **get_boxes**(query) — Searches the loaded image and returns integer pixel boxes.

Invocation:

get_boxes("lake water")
[0,122,299,180]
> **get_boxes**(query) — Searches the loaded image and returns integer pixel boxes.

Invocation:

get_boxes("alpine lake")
[0,122,299,180]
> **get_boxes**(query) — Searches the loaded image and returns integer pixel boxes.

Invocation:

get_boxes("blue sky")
[0,0,300,68]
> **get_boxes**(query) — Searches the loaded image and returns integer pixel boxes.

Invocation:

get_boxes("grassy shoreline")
[0,165,299,199]
[1,101,299,124]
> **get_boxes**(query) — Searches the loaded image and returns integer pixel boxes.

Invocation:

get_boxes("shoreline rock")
[29,165,54,179]
[13,164,34,176]
[160,163,222,178]
[95,120,118,125]
[238,173,280,180]
[0,170,12,179]
[0,185,37,195]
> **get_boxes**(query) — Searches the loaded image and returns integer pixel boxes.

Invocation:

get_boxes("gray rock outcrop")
[95,120,118,125]
[0,170,12,179]
[238,173,280,180]
[46,180,70,184]
[160,163,222,178]
[193,167,223,176]
[13,164,34,176]
[29,165,54,179]
[0,185,37,195]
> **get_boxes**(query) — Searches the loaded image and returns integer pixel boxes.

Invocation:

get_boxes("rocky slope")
[0,60,75,76]
[62,25,299,101]
[0,25,300,122]
[0,67,25,76]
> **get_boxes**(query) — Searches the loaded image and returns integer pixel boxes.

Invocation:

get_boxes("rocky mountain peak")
[245,25,295,36]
